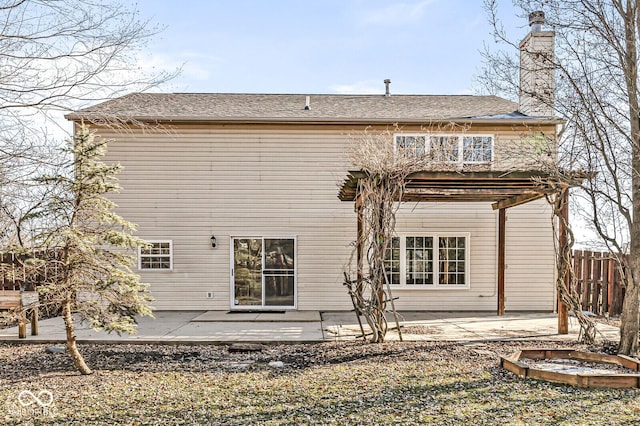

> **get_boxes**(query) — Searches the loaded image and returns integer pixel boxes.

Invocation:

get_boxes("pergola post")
[498,208,506,316]
[356,203,364,287]
[558,189,570,334]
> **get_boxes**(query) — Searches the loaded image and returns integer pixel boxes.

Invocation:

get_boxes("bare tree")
[344,129,417,343]
[0,0,172,112]
[0,0,176,247]
[480,0,640,354]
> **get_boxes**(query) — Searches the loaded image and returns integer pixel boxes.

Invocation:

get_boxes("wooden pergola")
[338,170,573,334]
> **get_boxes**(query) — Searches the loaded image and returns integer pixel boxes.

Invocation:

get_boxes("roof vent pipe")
[304,96,310,110]
[384,79,391,96]
[529,11,545,32]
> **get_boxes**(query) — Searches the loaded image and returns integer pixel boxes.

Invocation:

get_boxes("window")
[384,235,469,288]
[394,133,493,165]
[384,237,401,285]
[395,135,426,157]
[438,236,466,285]
[139,241,173,270]
[463,136,492,163]
[406,236,434,285]
[430,136,459,162]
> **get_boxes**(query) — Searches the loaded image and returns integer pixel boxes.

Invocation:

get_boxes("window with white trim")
[384,237,401,285]
[462,136,492,163]
[394,133,493,164]
[395,135,426,158]
[431,136,459,162]
[384,235,469,288]
[139,241,173,270]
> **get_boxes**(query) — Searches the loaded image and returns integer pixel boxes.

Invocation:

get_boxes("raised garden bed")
[500,348,640,388]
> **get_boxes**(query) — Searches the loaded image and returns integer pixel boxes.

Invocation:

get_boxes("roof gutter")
[64,114,565,126]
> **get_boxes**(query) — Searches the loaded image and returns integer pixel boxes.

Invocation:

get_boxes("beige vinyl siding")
[99,127,355,310]
[492,129,557,170]
[390,199,554,311]
[94,124,556,311]
[504,199,556,311]
[390,203,497,310]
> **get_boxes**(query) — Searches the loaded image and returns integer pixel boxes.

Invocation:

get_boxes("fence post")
[573,250,581,298]
[608,258,615,315]
[593,252,602,314]
[601,256,609,314]
[582,251,592,311]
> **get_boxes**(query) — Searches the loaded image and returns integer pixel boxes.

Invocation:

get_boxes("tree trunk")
[618,2,640,356]
[618,124,640,354]
[620,214,640,354]
[62,299,92,375]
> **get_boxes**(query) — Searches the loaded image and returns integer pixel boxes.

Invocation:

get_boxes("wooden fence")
[572,250,625,316]
[0,250,62,291]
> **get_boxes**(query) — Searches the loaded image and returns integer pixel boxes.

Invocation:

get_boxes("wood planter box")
[500,348,640,389]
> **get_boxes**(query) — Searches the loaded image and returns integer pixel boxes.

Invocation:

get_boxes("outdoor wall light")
[210,235,217,248]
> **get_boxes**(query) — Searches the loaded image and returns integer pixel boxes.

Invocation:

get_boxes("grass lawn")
[1,341,639,425]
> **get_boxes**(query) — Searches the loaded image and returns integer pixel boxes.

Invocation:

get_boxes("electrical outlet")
[206,291,214,298]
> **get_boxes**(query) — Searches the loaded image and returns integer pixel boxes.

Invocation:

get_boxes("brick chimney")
[519,11,555,117]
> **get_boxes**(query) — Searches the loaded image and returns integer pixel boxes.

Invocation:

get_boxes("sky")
[133,0,526,96]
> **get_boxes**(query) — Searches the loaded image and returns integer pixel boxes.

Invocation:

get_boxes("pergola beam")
[339,170,558,204]
[405,187,530,197]
[492,193,546,210]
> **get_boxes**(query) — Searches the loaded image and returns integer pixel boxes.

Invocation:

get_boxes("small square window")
[139,241,173,270]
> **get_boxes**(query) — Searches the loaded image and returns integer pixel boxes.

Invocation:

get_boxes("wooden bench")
[0,290,20,310]
[0,290,38,338]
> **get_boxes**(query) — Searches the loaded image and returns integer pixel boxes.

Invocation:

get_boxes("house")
[66,13,563,315]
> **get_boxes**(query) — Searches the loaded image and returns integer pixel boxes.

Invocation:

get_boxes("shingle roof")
[66,92,556,124]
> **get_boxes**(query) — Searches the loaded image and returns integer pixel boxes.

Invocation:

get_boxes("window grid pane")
[140,242,172,270]
[438,237,466,285]
[395,134,492,165]
[384,237,401,285]
[430,136,459,162]
[264,239,295,271]
[406,236,433,285]
[463,136,492,163]
[395,135,426,158]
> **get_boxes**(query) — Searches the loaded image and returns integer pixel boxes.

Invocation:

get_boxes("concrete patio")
[0,311,620,344]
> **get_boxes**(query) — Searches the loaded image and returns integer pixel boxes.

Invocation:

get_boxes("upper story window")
[139,241,173,270]
[462,136,492,163]
[431,136,459,162]
[394,134,493,164]
[395,135,426,157]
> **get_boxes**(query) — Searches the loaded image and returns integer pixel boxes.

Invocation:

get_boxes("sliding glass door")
[232,237,295,309]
